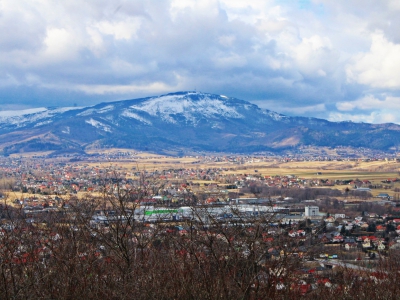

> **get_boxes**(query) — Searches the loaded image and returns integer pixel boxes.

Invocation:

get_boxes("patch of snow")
[121,110,152,125]
[85,118,112,132]
[34,120,53,127]
[263,109,286,121]
[99,105,114,113]
[62,126,70,134]
[51,107,84,113]
[78,109,95,116]
[0,107,47,118]
[130,94,243,124]
[102,115,120,127]
[78,105,114,116]
[211,123,223,129]
[0,107,82,127]
[103,115,115,121]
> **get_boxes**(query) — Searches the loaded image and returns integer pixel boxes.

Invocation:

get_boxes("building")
[334,213,346,219]
[305,206,319,217]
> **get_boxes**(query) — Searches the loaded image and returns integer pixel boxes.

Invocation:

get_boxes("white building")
[305,206,319,217]
[334,213,346,219]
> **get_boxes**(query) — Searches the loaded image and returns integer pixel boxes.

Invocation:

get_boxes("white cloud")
[346,32,400,88]
[336,95,400,111]
[331,94,400,124]
[218,35,236,47]
[335,102,355,112]
[43,28,80,61]
[329,111,400,124]
[290,35,338,77]
[95,19,142,41]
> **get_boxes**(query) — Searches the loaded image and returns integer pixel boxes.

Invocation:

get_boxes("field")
[80,155,400,198]
[93,156,399,177]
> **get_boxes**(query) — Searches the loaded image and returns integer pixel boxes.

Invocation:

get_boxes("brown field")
[96,158,400,179]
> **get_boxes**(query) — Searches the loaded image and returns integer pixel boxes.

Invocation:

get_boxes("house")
[345,243,357,250]
[377,193,390,199]
[263,236,274,243]
[288,230,306,238]
[332,235,344,243]
[345,224,353,231]
[362,238,371,249]
[297,230,306,236]
[356,187,371,192]
[344,238,356,244]
[368,236,378,243]
[318,234,330,243]
[368,213,379,218]
[325,216,335,223]
[376,225,386,232]
[377,241,386,251]
[334,213,346,219]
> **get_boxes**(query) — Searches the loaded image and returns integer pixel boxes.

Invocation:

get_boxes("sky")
[1,0,400,124]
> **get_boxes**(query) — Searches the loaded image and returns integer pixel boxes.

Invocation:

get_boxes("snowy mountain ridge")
[0,91,399,155]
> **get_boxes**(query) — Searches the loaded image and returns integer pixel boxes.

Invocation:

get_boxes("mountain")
[0,91,399,155]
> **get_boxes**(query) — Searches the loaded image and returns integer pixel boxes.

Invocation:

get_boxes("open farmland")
[80,154,400,198]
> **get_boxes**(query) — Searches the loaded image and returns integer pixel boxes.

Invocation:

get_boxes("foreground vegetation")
[0,181,399,299]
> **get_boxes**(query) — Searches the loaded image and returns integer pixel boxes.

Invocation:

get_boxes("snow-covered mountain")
[0,91,399,155]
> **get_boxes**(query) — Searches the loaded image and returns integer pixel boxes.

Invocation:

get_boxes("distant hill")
[0,91,399,155]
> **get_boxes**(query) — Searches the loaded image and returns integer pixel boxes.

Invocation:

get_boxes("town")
[0,152,400,297]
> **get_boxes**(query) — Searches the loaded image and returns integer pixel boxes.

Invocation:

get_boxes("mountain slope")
[0,91,399,155]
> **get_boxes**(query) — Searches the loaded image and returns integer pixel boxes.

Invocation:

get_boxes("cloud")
[332,94,400,124]
[253,100,326,115]
[346,32,400,88]
[336,95,400,111]
[300,36,333,74]
[0,0,398,125]
[329,111,400,124]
